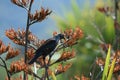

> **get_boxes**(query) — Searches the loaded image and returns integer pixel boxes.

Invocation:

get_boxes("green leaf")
[103,16,115,43]
[102,45,111,80]
[107,58,116,80]
[51,72,57,80]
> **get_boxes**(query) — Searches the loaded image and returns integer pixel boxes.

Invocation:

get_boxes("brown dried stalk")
[11,0,32,10]
[55,63,72,75]
[6,48,19,60]
[29,7,52,25]
[56,50,76,62]
[0,40,10,55]
[24,0,33,79]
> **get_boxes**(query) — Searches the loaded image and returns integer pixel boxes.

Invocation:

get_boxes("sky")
[0,0,95,44]
[0,0,72,42]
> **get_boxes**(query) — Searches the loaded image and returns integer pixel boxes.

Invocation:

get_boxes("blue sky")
[0,0,60,40]
[0,0,95,44]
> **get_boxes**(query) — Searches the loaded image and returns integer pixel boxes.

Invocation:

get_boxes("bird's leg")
[47,52,55,67]
[43,57,49,80]
[49,53,53,62]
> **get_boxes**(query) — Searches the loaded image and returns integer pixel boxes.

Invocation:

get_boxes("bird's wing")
[35,38,57,56]
[28,39,57,64]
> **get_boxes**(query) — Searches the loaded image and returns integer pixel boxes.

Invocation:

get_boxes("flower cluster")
[9,58,31,74]
[26,48,34,60]
[96,49,120,73]
[96,58,105,66]
[27,48,49,67]
[55,63,72,74]
[70,75,90,80]
[5,28,43,47]
[0,39,20,60]
[112,51,120,73]
[63,27,83,46]
[28,33,45,47]
[56,50,76,62]
[5,28,26,45]
[100,43,109,53]
[29,7,52,23]
[6,48,19,60]
[98,6,111,13]
[98,6,113,16]
[53,31,58,36]
[0,40,10,55]
[36,56,49,67]
[11,0,33,8]
[34,40,45,48]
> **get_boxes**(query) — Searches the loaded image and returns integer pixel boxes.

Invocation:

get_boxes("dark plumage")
[28,34,64,64]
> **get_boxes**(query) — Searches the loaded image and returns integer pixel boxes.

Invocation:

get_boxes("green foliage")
[54,0,115,43]
[102,45,116,80]
[51,72,57,80]
[0,67,6,80]
[102,45,111,80]
[53,0,116,79]
[107,58,116,80]
[104,17,115,43]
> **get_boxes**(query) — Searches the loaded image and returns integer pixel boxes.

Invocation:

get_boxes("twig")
[91,62,97,80]
[0,57,10,80]
[17,0,28,11]
[114,0,120,50]
[24,0,33,80]
[25,0,33,64]
[29,10,52,26]
[95,70,103,80]
[44,58,49,80]
[29,20,38,26]
[114,0,118,21]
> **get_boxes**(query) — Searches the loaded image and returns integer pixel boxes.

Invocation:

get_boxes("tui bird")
[28,34,65,64]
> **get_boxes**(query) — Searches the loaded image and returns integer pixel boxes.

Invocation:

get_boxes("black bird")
[28,34,65,64]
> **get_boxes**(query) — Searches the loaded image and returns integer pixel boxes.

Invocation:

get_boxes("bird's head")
[57,34,65,40]
[54,34,65,42]
[57,34,66,44]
